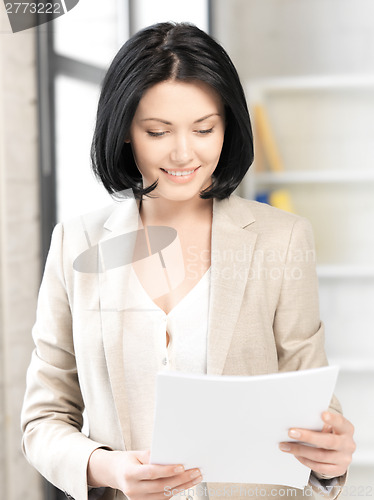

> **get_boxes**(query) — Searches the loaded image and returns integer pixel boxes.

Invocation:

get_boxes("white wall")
[213,0,374,79]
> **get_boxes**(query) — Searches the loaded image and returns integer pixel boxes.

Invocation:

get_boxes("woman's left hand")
[279,412,356,478]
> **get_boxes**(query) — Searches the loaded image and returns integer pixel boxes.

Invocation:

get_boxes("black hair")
[90,22,254,200]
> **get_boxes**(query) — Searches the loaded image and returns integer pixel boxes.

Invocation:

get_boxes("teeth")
[164,169,195,176]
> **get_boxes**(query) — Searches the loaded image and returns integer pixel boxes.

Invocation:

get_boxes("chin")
[161,190,202,203]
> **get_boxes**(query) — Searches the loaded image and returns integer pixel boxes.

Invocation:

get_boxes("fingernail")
[191,470,201,479]
[174,466,184,473]
[192,475,203,485]
[279,443,291,451]
[289,429,301,438]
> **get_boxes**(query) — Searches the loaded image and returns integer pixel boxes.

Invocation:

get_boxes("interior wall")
[212,0,374,79]
[0,7,43,500]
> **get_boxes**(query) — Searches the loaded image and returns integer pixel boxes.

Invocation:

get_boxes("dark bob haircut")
[91,22,254,200]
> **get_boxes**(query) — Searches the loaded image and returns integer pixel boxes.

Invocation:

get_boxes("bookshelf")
[254,170,374,184]
[242,75,374,472]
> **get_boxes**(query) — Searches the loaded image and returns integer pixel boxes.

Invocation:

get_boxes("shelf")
[245,74,374,480]
[328,359,374,373]
[253,171,374,185]
[317,266,374,279]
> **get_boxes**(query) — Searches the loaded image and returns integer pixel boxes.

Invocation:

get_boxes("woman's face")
[128,79,225,203]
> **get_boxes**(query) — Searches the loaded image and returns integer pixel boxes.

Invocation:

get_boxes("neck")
[138,195,213,228]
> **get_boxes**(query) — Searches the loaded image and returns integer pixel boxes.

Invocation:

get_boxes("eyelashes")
[147,128,214,138]
[147,131,166,137]
[197,128,214,135]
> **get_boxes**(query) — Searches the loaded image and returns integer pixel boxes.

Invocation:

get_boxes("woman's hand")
[279,412,356,478]
[87,448,203,499]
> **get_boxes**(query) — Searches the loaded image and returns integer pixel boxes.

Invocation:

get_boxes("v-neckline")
[130,264,211,317]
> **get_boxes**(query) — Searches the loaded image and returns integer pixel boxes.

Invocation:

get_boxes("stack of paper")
[150,366,339,489]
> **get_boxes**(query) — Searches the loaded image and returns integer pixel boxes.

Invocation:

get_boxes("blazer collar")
[103,197,143,235]
[212,194,256,229]
[102,194,256,235]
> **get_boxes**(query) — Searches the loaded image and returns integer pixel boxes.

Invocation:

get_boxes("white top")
[123,265,211,499]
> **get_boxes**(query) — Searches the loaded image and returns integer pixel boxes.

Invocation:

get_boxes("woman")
[21,22,355,500]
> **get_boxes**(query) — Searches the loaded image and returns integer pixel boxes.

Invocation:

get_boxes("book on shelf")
[255,189,294,213]
[254,104,293,213]
[254,103,284,173]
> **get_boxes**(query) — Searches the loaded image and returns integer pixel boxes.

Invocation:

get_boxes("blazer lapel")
[98,197,143,452]
[207,196,258,375]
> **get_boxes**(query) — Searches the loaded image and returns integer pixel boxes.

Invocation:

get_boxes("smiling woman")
[21,21,355,500]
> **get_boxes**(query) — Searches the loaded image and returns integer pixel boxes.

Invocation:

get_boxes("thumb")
[322,424,333,433]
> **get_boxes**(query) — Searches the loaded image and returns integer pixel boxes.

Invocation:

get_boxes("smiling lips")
[160,166,200,183]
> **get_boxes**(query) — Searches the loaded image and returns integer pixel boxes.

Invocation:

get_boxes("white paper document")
[150,366,339,489]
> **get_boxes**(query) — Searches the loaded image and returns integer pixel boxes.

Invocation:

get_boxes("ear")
[124,138,131,144]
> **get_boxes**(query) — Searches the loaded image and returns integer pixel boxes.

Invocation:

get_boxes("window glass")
[133,0,209,32]
[54,0,123,67]
[55,75,112,222]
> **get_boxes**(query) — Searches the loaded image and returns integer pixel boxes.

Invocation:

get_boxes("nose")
[170,133,193,164]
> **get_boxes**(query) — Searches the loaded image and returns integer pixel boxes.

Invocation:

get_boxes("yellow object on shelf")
[269,189,294,213]
[253,103,294,213]
[254,104,284,173]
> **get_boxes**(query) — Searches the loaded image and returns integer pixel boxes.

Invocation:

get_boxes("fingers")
[293,455,343,478]
[321,412,355,436]
[280,413,354,451]
[278,439,350,478]
[130,449,184,481]
[161,472,204,497]
[129,450,203,495]
[143,468,203,495]
[279,441,339,463]
[278,413,356,478]
[113,450,203,500]
[322,423,333,433]
[284,427,340,451]
[133,463,187,481]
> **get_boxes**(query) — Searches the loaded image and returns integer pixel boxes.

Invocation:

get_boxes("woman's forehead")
[135,80,224,120]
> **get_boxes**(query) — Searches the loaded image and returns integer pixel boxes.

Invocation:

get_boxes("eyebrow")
[140,113,221,125]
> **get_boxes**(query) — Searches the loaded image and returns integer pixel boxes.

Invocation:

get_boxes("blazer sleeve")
[273,216,347,499]
[21,223,111,500]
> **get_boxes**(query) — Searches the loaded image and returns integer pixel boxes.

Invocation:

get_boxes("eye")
[196,128,213,135]
[147,131,167,137]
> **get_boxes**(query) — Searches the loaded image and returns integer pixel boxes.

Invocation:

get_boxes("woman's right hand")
[87,448,203,499]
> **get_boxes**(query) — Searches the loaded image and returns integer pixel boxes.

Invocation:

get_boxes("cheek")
[203,135,225,163]
[132,138,167,166]
[131,143,153,170]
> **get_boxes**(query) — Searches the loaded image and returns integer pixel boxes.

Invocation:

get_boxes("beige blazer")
[21,194,346,500]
